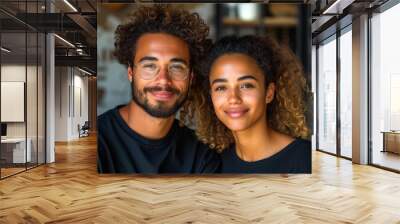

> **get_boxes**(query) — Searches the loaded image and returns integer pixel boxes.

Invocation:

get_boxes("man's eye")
[169,64,186,71]
[143,63,158,70]
[240,83,255,89]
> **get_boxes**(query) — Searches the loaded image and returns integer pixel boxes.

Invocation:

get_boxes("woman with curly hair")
[195,35,311,173]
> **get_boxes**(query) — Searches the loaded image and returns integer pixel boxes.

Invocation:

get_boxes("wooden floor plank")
[0,135,399,223]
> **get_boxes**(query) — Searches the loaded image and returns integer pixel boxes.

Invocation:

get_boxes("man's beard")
[131,80,188,118]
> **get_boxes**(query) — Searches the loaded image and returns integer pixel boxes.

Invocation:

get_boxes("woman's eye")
[214,86,226,92]
[240,83,255,89]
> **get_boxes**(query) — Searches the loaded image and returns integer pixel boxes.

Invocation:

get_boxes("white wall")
[1,64,45,164]
[55,66,69,141]
[54,67,89,141]
[1,65,26,140]
[1,65,39,137]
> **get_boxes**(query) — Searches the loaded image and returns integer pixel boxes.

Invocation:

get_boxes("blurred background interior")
[0,0,400,179]
[97,3,311,117]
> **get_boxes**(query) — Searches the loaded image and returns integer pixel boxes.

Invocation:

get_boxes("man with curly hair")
[97,5,220,173]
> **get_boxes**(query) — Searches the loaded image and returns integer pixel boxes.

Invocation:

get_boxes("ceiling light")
[322,0,355,15]
[54,34,75,48]
[1,47,11,53]
[76,48,85,55]
[78,67,92,76]
[63,0,78,12]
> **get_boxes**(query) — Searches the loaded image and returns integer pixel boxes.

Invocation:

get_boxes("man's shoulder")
[175,123,217,154]
[173,122,204,143]
[175,122,193,133]
[174,122,221,173]
[175,123,200,141]
[98,105,126,124]
[98,107,117,122]
[97,106,126,134]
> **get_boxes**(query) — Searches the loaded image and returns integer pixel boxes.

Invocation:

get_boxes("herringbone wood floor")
[1,135,400,224]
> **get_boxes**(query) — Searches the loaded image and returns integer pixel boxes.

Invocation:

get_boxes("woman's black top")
[220,138,311,173]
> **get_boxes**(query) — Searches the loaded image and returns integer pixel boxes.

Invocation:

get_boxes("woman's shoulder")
[272,129,310,151]
[281,138,311,173]
[288,138,311,152]
[278,138,311,158]
[219,144,237,162]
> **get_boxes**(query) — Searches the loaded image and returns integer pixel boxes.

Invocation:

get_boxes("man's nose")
[155,65,172,84]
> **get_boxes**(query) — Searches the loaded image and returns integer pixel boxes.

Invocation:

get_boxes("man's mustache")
[143,86,180,95]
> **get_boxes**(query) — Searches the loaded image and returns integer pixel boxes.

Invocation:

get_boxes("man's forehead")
[134,33,190,61]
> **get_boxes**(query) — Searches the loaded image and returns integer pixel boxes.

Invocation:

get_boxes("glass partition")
[38,32,45,165]
[339,27,352,158]
[1,30,28,177]
[370,3,400,171]
[27,31,38,169]
[317,35,337,155]
[0,0,46,179]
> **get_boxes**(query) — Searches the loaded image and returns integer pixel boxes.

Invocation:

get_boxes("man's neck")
[119,101,175,140]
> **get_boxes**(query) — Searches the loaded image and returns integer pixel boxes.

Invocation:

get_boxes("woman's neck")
[232,120,293,162]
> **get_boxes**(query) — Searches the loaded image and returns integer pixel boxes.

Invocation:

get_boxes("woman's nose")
[227,88,242,104]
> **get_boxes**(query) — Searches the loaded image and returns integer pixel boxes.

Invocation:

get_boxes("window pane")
[340,29,352,158]
[371,3,400,171]
[38,32,45,165]
[318,36,337,154]
[1,31,27,177]
[27,31,38,169]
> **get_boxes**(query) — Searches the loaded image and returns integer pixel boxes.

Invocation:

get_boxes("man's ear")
[265,82,275,104]
[189,72,194,85]
[128,65,134,82]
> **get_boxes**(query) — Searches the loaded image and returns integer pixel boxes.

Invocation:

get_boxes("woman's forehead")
[209,54,264,80]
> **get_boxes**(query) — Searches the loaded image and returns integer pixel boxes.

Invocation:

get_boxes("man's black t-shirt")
[97,106,221,174]
[220,138,311,173]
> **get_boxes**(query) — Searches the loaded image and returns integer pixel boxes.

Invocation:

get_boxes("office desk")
[381,131,400,154]
[1,138,31,163]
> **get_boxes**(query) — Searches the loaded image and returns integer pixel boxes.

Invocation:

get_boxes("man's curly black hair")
[114,4,210,74]
[113,4,211,127]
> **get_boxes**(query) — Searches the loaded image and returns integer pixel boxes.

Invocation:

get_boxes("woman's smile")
[224,107,249,118]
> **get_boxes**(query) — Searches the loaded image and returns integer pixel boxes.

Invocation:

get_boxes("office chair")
[79,121,90,138]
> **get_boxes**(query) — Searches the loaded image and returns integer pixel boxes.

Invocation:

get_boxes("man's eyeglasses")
[133,61,190,81]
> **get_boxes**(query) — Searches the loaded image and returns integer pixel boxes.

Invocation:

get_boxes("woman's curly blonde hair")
[193,35,311,152]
